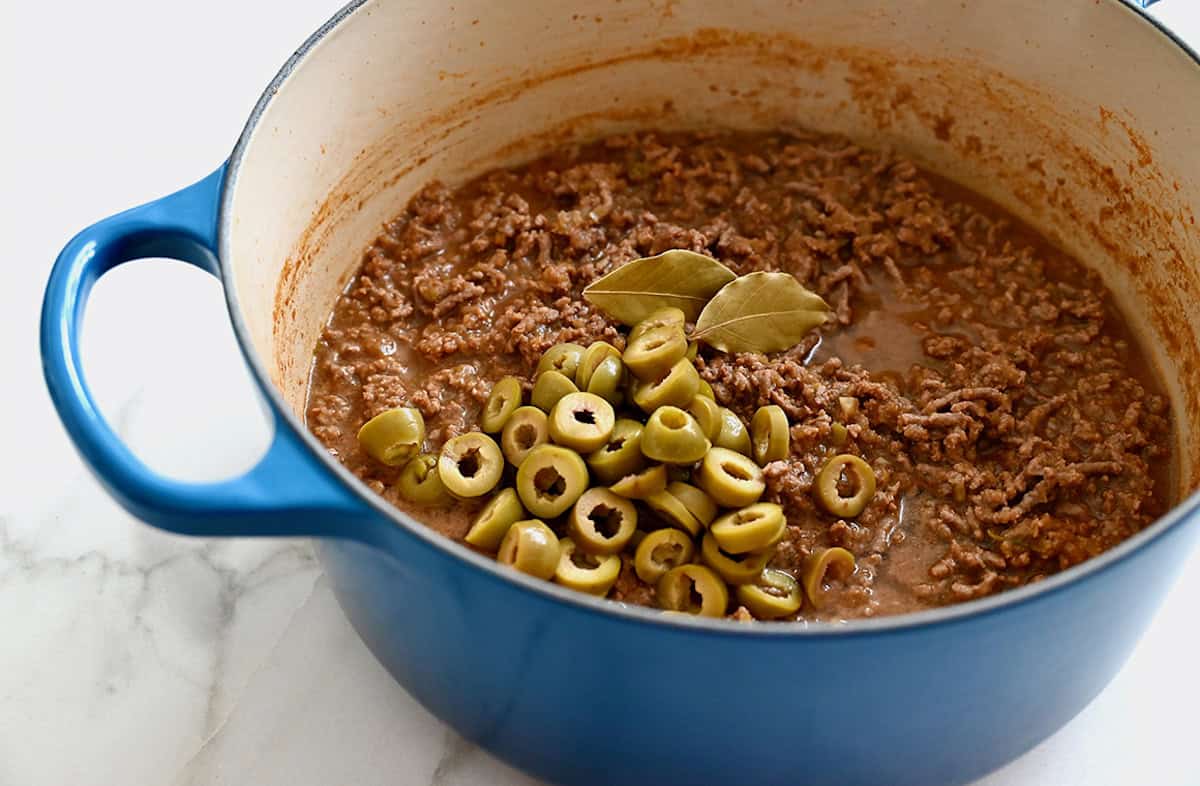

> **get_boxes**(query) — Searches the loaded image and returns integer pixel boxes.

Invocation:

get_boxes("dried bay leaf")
[692,272,831,353]
[583,249,736,325]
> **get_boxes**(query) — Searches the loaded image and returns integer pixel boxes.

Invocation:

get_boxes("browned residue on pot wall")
[275,25,1200,495]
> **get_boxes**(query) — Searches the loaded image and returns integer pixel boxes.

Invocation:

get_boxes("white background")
[2,2,1198,785]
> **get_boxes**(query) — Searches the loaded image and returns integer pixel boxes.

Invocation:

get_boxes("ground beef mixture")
[306,130,1173,621]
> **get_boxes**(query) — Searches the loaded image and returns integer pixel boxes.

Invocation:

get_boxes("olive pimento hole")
[660,410,688,430]
[722,461,752,481]
[605,437,626,453]
[652,543,682,564]
[570,548,602,569]
[515,424,537,449]
[573,408,597,425]
[588,504,623,538]
[457,448,481,478]
[534,467,566,499]
[686,578,705,611]
[836,466,861,498]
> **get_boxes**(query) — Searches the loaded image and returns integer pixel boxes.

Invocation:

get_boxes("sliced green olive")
[736,568,803,619]
[531,370,578,413]
[630,307,686,341]
[548,391,615,453]
[481,376,523,433]
[801,547,856,610]
[497,519,560,580]
[686,395,722,441]
[641,406,711,465]
[632,358,701,413]
[586,419,646,484]
[465,488,525,551]
[697,447,765,507]
[751,404,790,465]
[610,464,668,500]
[395,454,451,505]
[686,341,699,362]
[537,342,585,379]
[501,406,549,467]
[554,538,621,595]
[437,432,504,498]
[710,502,786,554]
[569,487,637,554]
[700,532,772,585]
[714,407,752,455]
[697,378,716,400]
[357,407,426,466]
[576,342,622,391]
[667,481,718,527]
[624,324,687,381]
[584,354,625,405]
[645,489,704,537]
[814,454,876,518]
[634,528,696,584]
[657,564,728,617]
[515,444,590,518]
[830,422,848,447]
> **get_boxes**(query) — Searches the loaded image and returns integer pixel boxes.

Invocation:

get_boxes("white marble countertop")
[3,2,1199,784]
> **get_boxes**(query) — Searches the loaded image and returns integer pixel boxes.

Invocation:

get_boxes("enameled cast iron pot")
[40,1,1200,784]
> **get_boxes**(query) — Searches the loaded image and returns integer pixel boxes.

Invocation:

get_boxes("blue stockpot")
[38,1,1197,784]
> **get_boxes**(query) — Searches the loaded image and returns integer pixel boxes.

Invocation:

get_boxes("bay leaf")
[692,271,831,353]
[583,249,737,325]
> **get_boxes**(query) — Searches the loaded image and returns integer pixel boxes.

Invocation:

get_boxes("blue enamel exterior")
[37,1,1199,784]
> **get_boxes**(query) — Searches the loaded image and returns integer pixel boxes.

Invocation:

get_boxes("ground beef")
[306,130,1172,621]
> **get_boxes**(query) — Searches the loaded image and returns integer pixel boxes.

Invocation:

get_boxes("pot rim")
[217,0,1200,638]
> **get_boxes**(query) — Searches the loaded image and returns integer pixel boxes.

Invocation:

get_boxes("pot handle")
[40,166,376,542]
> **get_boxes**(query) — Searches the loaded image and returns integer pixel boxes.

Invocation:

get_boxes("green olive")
[537,342,586,379]
[437,432,504,498]
[515,444,590,518]
[656,564,729,617]
[751,404,790,465]
[700,532,772,585]
[576,342,621,391]
[623,324,688,381]
[501,406,549,467]
[714,407,752,455]
[736,568,803,619]
[632,358,701,413]
[814,454,876,518]
[548,391,615,453]
[586,419,646,484]
[583,354,625,405]
[569,487,637,554]
[465,488,525,550]
[697,378,715,400]
[685,395,722,441]
[830,422,848,447]
[801,547,856,610]
[531,370,579,413]
[395,454,451,505]
[629,307,686,341]
[697,447,765,507]
[686,341,699,362]
[666,481,717,527]
[634,528,696,584]
[554,538,621,595]
[497,519,560,580]
[609,464,668,500]
[357,407,426,466]
[481,376,523,433]
[710,502,786,554]
[644,489,704,537]
[641,406,711,465]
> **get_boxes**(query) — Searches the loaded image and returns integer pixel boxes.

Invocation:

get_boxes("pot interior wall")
[226,0,1200,498]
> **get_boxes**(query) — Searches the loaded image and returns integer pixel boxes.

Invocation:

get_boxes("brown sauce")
[305,130,1173,621]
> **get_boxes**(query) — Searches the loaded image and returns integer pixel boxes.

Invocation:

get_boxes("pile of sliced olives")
[355,306,878,621]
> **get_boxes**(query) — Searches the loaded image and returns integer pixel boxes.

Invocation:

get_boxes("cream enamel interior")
[226,0,1200,499]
